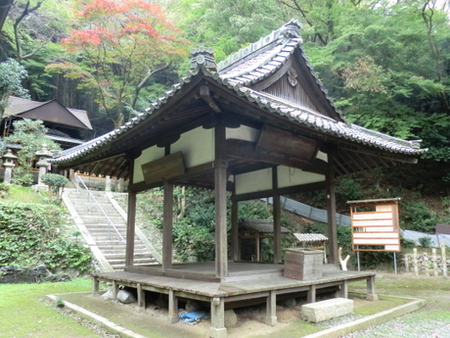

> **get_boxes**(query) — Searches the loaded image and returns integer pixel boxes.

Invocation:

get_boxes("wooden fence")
[403,244,448,277]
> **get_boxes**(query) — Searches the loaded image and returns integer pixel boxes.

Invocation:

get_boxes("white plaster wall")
[235,168,273,195]
[171,127,214,168]
[277,166,325,189]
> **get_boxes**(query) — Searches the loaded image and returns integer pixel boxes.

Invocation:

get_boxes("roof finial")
[279,19,301,39]
[190,47,217,72]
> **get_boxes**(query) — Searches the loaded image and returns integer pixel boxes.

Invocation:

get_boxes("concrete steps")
[63,188,159,271]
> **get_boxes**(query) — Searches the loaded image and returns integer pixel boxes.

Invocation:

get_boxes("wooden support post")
[92,277,99,295]
[231,197,240,262]
[137,283,145,309]
[307,284,316,303]
[341,281,349,298]
[125,190,137,268]
[326,151,338,265]
[168,289,178,324]
[272,166,282,264]
[215,125,228,278]
[162,181,174,272]
[265,290,277,326]
[366,275,378,301]
[210,297,227,338]
[112,280,119,301]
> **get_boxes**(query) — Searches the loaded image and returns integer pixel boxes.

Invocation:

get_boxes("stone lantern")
[35,145,52,186]
[2,149,18,184]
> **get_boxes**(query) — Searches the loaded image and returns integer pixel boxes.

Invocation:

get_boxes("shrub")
[418,236,432,248]
[41,173,69,198]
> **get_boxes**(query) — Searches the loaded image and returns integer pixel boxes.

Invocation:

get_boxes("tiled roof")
[52,20,426,165]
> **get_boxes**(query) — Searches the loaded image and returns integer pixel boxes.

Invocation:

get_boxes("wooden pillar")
[272,166,282,264]
[215,125,228,278]
[168,289,178,323]
[92,277,99,295]
[210,297,227,338]
[137,283,145,309]
[341,281,349,298]
[366,275,378,301]
[162,181,174,272]
[307,284,316,303]
[326,151,338,265]
[265,290,277,326]
[231,196,240,262]
[125,190,137,268]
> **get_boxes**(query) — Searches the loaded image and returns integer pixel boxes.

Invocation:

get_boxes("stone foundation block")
[301,297,353,323]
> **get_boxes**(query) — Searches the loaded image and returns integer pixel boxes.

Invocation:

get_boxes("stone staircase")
[62,188,161,271]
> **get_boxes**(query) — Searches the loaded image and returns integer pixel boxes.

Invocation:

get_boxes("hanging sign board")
[348,198,401,252]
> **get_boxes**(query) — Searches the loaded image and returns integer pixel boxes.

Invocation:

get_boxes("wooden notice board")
[348,198,401,252]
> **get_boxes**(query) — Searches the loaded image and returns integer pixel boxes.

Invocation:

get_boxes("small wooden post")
[210,297,227,338]
[413,248,419,277]
[442,244,448,277]
[341,280,349,298]
[265,290,277,326]
[137,283,145,309]
[307,284,316,303]
[404,254,410,272]
[168,289,178,324]
[366,275,378,301]
[112,280,119,301]
[92,277,99,295]
[432,248,439,277]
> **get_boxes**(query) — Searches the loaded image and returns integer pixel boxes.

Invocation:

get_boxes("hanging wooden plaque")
[141,151,185,185]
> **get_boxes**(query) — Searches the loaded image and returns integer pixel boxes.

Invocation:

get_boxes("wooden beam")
[326,150,338,265]
[200,85,222,113]
[215,125,228,278]
[162,181,174,272]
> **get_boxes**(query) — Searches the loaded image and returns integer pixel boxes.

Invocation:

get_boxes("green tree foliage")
[46,0,189,128]
[0,202,91,273]
[173,0,288,61]
[0,59,29,120]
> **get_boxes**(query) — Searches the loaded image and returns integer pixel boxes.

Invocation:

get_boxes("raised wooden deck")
[92,262,377,338]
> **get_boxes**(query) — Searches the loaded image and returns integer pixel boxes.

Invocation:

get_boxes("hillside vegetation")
[0,184,91,273]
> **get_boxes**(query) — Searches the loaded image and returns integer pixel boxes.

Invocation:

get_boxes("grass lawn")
[0,278,99,338]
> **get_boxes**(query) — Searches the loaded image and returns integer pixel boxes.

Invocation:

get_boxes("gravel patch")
[342,312,450,338]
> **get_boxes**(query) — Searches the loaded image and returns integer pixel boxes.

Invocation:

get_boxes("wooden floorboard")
[93,262,375,299]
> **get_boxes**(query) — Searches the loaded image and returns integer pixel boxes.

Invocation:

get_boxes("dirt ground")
[52,272,450,338]
[57,282,395,338]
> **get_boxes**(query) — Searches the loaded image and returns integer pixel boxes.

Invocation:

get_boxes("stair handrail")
[75,176,125,243]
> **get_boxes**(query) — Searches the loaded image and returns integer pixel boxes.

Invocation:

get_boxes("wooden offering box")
[284,248,323,280]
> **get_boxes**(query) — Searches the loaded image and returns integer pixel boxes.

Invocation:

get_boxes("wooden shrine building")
[52,20,426,337]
